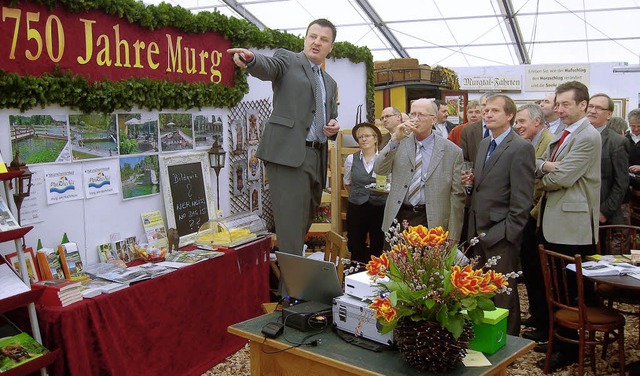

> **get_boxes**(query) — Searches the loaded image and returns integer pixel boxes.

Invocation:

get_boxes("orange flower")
[369,297,397,322]
[403,225,449,248]
[485,269,508,289]
[366,254,389,278]
[450,265,483,296]
[389,243,408,258]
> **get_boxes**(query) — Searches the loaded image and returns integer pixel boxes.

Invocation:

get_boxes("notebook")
[275,251,343,305]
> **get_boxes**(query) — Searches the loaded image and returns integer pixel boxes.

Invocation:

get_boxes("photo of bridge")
[10,114,71,164]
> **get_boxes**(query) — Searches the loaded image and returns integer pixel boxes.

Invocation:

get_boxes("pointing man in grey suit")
[374,98,465,241]
[467,94,535,337]
[228,19,340,255]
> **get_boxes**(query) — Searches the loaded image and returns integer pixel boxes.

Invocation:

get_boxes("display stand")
[0,169,60,375]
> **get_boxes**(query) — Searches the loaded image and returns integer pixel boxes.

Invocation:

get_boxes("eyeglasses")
[380,114,399,120]
[357,134,375,140]
[408,113,436,120]
[587,104,611,112]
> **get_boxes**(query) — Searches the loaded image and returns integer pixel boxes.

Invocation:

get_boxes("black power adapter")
[261,322,284,339]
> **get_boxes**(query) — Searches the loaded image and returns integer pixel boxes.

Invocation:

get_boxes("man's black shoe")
[523,329,548,343]
[533,343,548,353]
[536,352,576,372]
[521,317,536,328]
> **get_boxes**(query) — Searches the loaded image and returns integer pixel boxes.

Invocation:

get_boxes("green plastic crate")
[469,307,508,354]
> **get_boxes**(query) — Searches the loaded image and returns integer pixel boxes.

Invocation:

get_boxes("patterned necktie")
[550,129,570,161]
[407,143,423,206]
[483,128,489,139]
[311,65,326,142]
[486,139,497,161]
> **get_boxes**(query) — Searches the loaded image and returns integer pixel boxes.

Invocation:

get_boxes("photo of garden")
[117,113,159,155]
[10,114,70,164]
[69,114,118,160]
[159,113,193,152]
[119,155,160,200]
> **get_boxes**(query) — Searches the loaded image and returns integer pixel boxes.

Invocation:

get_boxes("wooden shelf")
[0,285,44,313]
[0,226,34,243]
[0,168,24,182]
[3,348,62,376]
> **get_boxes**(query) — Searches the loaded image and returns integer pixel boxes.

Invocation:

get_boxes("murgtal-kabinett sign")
[459,76,522,91]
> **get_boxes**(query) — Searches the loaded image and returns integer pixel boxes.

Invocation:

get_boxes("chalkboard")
[160,153,214,245]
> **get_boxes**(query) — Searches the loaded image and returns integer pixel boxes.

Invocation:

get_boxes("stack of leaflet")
[333,271,393,345]
[33,279,83,307]
[567,260,640,277]
[80,278,129,298]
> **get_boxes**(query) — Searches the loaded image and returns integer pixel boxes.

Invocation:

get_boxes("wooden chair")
[538,245,625,375]
[324,230,347,285]
[596,224,640,344]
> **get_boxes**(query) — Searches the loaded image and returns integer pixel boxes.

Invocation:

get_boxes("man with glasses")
[374,98,465,241]
[379,106,404,148]
[588,93,629,227]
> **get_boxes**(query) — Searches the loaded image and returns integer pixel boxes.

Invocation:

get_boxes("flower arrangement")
[366,221,516,339]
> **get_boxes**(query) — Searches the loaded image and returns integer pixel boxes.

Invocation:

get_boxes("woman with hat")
[343,122,386,263]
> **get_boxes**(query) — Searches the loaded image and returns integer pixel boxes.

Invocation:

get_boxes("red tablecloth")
[37,236,271,376]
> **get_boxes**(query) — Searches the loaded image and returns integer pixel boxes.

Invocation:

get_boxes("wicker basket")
[394,318,474,373]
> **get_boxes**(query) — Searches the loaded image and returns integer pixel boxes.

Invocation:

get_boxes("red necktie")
[550,130,570,161]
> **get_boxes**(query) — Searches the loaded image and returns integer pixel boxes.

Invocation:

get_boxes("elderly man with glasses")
[374,98,465,241]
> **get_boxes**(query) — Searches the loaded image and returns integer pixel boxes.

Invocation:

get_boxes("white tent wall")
[0,52,367,266]
[453,62,639,113]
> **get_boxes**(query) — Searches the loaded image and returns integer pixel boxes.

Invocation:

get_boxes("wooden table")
[228,312,535,376]
[586,274,640,291]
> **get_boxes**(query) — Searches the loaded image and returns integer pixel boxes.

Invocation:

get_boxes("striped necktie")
[407,143,423,206]
[311,65,326,142]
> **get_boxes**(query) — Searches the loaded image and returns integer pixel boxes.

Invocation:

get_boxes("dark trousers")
[346,201,385,263]
[520,216,547,331]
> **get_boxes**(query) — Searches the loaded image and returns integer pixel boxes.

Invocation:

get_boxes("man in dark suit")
[228,19,340,255]
[460,91,497,166]
[466,94,535,337]
[433,100,456,139]
[588,93,629,227]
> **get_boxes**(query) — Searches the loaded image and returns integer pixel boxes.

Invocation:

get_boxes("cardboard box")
[469,307,508,354]
[332,294,394,345]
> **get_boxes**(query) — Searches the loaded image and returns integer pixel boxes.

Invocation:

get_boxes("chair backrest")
[324,230,347,284]
[538,245,586,326]
[597,224,640,255]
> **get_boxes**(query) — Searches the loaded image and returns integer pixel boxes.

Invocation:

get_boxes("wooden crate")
[389,58,419,69]
[375,67,434,85]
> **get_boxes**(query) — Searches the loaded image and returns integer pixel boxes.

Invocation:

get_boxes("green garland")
[2,0,374,114]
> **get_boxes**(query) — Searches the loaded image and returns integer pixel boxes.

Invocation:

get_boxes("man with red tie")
[532,81,601,371]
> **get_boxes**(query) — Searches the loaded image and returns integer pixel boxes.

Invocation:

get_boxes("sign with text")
[459,76,522,91]
[0,2,233,84]
[525,64,590,92]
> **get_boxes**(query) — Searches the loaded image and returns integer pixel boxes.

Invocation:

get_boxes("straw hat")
[352,122,382,146]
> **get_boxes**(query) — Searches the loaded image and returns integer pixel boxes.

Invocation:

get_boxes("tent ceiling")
[144,0,640,67]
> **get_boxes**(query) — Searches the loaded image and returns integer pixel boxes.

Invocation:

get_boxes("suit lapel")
[554,118,590,160]
[475,138,489,183]
[477,130,514,186]
[424,136,444,181]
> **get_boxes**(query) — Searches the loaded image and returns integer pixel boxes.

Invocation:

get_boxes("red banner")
[0,3,234,85]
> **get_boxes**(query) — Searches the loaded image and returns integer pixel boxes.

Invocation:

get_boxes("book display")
[0,169,62,374]
[58,242,90,281]
[36,246,66,280]
[33,279,83,307]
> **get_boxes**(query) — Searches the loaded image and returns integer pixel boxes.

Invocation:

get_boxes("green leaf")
[445,316,464,339]
[467,307,484,324]
[476,295,496,311]
[425,298,435,309]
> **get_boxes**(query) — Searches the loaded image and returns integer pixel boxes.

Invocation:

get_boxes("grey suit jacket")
[535,118,601,245]
[248,49,338,183]
[374,134,465,240]
[460,120,483,166]
[469,129,535,248]
[599,126,629,224]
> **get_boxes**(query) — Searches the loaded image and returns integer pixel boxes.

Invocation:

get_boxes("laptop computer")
[276,251,343,305]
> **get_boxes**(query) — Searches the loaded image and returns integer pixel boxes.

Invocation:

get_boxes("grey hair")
[517,104,546,124]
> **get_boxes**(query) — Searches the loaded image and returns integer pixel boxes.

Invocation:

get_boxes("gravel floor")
[203,284,640,376]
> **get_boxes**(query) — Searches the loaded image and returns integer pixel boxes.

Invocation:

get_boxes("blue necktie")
[486,140,497,161]
[483,128,489,139]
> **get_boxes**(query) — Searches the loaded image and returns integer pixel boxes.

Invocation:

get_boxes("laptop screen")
[275,251,343,305]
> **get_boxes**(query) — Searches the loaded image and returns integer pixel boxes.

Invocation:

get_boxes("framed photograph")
[249,183,262,216]
[7,247,40,282]
[232,159,247,196]
[231,119,245,155]
[159,113,194,152]
[119,155,160,200]
[247,145,260,182]
[246,109,260,145]
[159,152,214,246]
[612,98,626,119]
